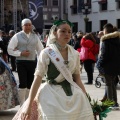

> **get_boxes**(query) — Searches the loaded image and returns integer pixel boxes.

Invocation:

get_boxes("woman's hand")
[21,50,30,57]
[20,75,42,120]
[21,105,31,120]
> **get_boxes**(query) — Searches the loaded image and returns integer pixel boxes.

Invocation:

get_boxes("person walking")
[74,32,83,51]
[97,31,104,57]
[97,23,120,108]
[0,30,8,62]
[80,33,97,85]
[12,20,94,120]
[8,18,44,106]
[8,30,17,71]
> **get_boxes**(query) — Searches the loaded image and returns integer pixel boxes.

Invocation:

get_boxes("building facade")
[43,0,68,34]
[68,0,120,33]
[0,0,28,32]
[0,0,67,34]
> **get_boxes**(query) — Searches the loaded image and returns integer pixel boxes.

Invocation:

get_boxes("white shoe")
[25,89,30,100]
[109,103,120,110]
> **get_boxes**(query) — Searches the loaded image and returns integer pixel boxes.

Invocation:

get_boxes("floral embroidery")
[0,69,19,110]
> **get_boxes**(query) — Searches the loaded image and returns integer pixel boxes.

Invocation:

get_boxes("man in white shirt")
[8,18,44,106]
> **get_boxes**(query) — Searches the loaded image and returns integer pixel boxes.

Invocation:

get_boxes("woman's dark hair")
[84,33,96,43]
[103,23,114,33]
[113,26,118,32]
[73,35,77,39]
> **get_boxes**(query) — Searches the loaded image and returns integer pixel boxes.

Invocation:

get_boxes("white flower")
[97,101,102,106]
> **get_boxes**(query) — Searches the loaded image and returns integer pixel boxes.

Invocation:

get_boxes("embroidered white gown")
[13,44,94,120]
[34,44,94,120]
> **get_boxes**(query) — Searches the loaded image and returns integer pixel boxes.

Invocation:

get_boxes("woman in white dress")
[13,20,94,120]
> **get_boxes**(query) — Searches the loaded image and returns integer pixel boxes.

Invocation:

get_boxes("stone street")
[0,67,120,120]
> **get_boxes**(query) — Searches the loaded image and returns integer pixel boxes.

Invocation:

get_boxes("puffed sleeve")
[34,50,50,77]
[73,51,81,74]
[7,34,21,56]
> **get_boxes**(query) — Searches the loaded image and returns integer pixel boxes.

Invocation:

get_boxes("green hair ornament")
[53,20,74,27]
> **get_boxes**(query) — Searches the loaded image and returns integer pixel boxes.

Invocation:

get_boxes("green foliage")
[86,93,114,120]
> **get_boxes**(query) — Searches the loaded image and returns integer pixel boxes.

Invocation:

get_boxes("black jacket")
[97,31,120,75]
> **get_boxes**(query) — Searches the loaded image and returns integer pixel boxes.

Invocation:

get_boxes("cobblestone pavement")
[0,67,120,120]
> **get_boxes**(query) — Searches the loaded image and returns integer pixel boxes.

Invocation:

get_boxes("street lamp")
[82,4,91,33]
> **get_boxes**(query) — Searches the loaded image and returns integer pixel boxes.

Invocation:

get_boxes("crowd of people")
[0,18,120,120]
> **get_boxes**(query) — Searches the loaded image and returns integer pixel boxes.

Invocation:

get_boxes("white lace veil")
[46,25,57,46]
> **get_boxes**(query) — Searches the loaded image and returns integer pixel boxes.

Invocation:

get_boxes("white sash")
[44,47,80,89]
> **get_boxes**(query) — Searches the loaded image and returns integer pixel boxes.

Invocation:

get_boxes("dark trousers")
[17,61,37,89]
[104,74,118,104]
[2,54,7,63]
[10,56,16,71]
[84,59,94,83]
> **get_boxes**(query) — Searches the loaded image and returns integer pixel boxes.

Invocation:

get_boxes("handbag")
[80,46,89,61]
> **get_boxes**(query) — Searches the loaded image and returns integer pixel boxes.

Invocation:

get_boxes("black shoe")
[11,69,17,72]
[84,82,93,85]
[109,103,119,110]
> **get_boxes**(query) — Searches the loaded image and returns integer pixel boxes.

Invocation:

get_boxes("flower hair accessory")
[53,20,74,27]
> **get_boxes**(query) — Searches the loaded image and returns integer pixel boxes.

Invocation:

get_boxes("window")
[101,3,107,10]
[44,25,52,29]
[43,0,47,6]
[43,14,48,20]
[78,0,84,13]
[86,0,91,8]
[52,0,58,6]
[86,21,92,33]
[116,1,120,9]
[100,20,107,30]
[70,0,77,14]
[73,0,77,5]
[72,22,78,33]
[70,6,77,14]
[99,0,107,11]
[117,19,120,29]
[7,0,12,5]
[51,14,59,20]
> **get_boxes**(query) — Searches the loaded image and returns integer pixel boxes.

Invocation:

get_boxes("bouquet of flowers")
[87,94,114,120]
